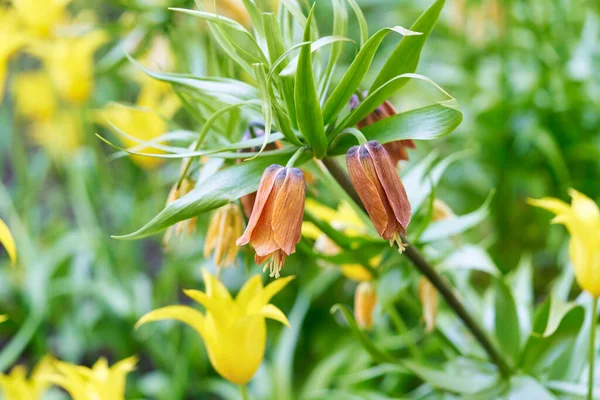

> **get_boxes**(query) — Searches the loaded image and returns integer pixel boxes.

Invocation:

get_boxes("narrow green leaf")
[322,26,421,125]
[295,6,328,159]
[113,152,309,240]
[494,280,521,365]
[319,0,348,99]
[280,36,355,77]
[263,12,286,68]
[439,244,501,277]
[345,0,368,47]
[370,0,446,92]
[252,63,274,157]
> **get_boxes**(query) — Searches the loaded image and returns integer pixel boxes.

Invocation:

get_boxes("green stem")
[329,128,368,150]
[386,305,421,360]
[239,384,249,400]
[589,296,598,400]
[286,146,309,168]
[322,157,512,378]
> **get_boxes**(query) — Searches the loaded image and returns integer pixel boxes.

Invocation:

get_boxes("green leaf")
[252,63,274,157]
[319,0,348,100]
[329,102,462,156]
[507,255,534,346]
[546,380,600,398]
[126,55,258,105]
[113,152,307,240]
[439,244,501,278]
[370,0,446,92]
[330,304,395,364]
[345,0,368,47]
[494,280,521,365]
[507,376,557,400]
[420,190,494,242]
[263,12,286,68]
[322,26,422,126]
[295,6,328,159]
[280,36,355,77]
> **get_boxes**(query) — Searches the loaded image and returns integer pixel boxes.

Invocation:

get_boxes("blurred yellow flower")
[0,315,7,323]
[204,203,244,271]
[29,110,83,160]
[0,9,28,102]
[354,281,377,330]
[529,189,600,297]
[12,0,70,37]
[41,356,137,400]
[137,271,293,384]
[38,29,108,103]
[0,218,17,265]
[302,199,377,281]
[97,78,179,169]
[13,72,57,120]
[0,357,53,400]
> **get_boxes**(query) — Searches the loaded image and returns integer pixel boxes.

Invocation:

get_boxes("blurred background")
[0,0,599,398]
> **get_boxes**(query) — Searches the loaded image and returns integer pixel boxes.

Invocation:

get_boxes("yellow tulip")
[136,271,293,384]
[38,29,108,103]
[97,78,179,169]
[12,0,70,37]
[28,110,83,161]
[0,10,28,103]
[0,356,53,400]
[529,189,600,297]
[0,218,17,265]
[40,356,137,400]
[13,72,57,120]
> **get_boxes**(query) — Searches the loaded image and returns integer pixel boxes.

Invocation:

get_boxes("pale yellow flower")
[41,356,137,400]
[0,9,28,103]
[419,277,438,334]
[137,271,293,384]
[163,178,198,247]
[354,281,377,330]
[0,315,7,323]
[12,0,70,37]
[38,29,108,103]
[28,110,83,160]
[13,72,57,120]
[0,218,17,265]
[204,203,244,270]
[529,189,600,297]
[0,356,53,400]
[97,78,179,169]
[432,199,455,222]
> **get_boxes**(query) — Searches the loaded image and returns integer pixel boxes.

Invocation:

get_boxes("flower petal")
[202,270,234,305]
[569,189,600,222]
[273,168,305,255]
[257,304,290,327]
[135,305,206,339]
[235,275,264,309]
[528,197,571,216]
[260,275,295,305]
[0,218,17,265]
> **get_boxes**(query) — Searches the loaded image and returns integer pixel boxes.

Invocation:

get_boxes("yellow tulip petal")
[0,218,17,265]
[257,304,290,327]
[260,275,295,304]
[341,265,373,282]
[110,355,138,375]
[202,270,234,305]
[136,305,206,338]
[301,221,322,240]
[527,197,571,216]
[569,189,600,222]
[184,289,227,315]
[235,275,264,309]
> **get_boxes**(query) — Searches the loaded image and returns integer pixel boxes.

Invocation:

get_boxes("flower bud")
[204,203,244,271]
[346,141,411,250]
[354,282,377,330]
[237,165,306,278]
[418,277,438,334]
[432,199,455,222]
[349,95,416,166]
[163,178,197,248]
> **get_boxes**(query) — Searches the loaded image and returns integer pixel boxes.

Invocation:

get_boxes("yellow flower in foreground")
[39,29,108,103]
[137,271,293,384]
[529,189,600,296]
[0,218,17,265]
[0,357,53,400]
[12,0,70,37]
[41,356,137,400]
[29,111,83,161]
[13,72,57,120]
[98,79,180,169]
[0,10,28,102]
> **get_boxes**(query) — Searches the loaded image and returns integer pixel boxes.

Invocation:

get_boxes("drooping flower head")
[163,178,197,248]
[419,277,438,334]
[346,141,411,250]
[354,281,377,330]
[204,203,244,271]
[237,165,306,278]
[0,357,53,400]
[136,271,294,384]
[529,189,600,297]
[349,95,416,166]
[40,356,137,400]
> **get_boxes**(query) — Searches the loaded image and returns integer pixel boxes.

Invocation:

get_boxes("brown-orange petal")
[237,164,284,246]
[273,168,306,255]
[250,168,287,256]
[365,141,411,229]
[347,146,389,236]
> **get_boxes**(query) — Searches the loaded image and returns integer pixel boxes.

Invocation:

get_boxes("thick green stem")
[322,157,512,378]
[589,297,598,400]
[239,384,249,400]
